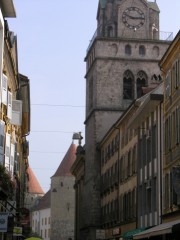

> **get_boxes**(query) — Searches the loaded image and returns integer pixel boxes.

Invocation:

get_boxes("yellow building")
[99,101,139,240]
[0,1,31,238]
[160,31,180,222]
[134,31,180,240]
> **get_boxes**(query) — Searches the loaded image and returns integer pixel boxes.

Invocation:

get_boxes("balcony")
[87,28,173,52]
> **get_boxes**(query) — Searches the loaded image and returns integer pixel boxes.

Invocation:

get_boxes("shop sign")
[0,213,8,232]
[96,229,105,239]
[13,227,22,236]
[113,227,121,236]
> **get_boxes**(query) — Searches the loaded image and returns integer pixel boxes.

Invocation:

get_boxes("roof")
[52,143,77,177]
[159,30,180,69]
[0,0,16,17]
[148,1,160,12]
[27,167,44,194]
[32,190,51,211]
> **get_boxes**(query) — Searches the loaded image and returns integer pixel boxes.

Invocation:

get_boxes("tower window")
[136,71,147,98]
[139,45,145,56]
[107,26,113,37]
[123,70,134,99]
[152,46,159,58]
[125,44,132,55]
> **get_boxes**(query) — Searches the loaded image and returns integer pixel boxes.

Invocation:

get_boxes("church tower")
[82,0,171,239]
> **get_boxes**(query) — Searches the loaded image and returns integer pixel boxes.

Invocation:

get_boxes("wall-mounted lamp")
[72,132,83,146]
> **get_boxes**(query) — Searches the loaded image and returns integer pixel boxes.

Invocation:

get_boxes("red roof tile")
[27,167,44,194]
[52,143,76,177]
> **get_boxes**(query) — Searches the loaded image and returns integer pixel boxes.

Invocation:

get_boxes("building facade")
[99,101,138,240]
[81,0,171,239]
[132,31,180,240]
[160,31,180,223]
[31,190,51,240]
[0,1,31,239]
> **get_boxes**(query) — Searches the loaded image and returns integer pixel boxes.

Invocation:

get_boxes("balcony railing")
[87,28,173,52]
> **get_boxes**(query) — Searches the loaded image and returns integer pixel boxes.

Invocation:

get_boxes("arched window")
[107,26,113,37]
[136,71,147,98]
[152,46,159,58]
[139,45,146,56]
[125,44,131,55]
[123,70,134,99]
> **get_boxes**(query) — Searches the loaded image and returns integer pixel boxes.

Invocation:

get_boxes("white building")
[31,190,51,240]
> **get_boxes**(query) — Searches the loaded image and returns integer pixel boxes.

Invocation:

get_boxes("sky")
[8,0,180,193]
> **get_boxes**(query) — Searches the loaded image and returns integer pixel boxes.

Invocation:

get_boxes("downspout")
[159,100,163,224]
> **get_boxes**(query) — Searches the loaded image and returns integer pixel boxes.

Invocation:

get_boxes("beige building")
[99,101,139,240]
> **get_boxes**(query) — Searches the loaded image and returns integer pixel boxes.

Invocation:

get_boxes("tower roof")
[27,167,44,194]
[52,143,77,177]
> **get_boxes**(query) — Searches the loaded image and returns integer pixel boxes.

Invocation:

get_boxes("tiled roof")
[52,143,77,177]
[27,167,44,194]
[33,190,51,211]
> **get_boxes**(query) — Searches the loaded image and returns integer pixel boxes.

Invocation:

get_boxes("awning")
[133,219,180,239]
[123,228,145,239]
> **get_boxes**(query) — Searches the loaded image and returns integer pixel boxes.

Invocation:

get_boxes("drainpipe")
[159,101,163,224]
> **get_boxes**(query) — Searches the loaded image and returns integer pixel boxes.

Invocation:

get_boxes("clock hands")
[122,7,145,29]
[124,13,145,20]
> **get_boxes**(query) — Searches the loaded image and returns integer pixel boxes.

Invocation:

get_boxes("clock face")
[122,7,145,29]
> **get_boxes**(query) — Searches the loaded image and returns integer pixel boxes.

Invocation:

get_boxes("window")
[174,59,180,88]
[123,70,134,99]
[125,44,131,55]
[136,71,147,98]
[139,45,145,56]
[152,125,157,159]
[165,70,171,98]
[132,145,137,173]
[152,46,159,58]
[107,26,113,37]
[101,149,104,166]
[88,77,93,110]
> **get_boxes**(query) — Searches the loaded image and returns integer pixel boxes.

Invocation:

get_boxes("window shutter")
[5,133,11,171]
[10,100,22,126]
[0,120,5,152]
[7,91,12,119]
[2,74,8,105]
[10,143,15,178]
[0,120,5,165]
